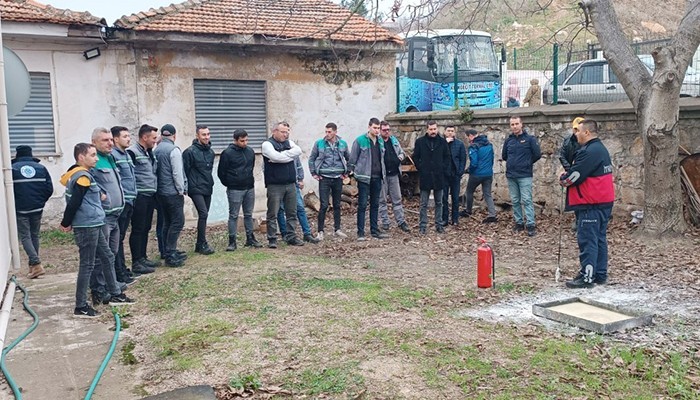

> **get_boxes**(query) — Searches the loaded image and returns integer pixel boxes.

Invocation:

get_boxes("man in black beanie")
[12,145,54,278]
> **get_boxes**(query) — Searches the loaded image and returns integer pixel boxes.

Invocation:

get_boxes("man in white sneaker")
[309,122,350,240]
[378,121,410,233]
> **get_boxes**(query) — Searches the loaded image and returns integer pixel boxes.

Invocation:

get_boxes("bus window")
[413,47,428,72]
[397,51,409,75]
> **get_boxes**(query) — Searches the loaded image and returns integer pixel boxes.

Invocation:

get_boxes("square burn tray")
[532,297,653,334]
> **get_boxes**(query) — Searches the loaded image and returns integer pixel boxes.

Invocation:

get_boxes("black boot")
[226,236,237,252]
[195,242,215,255]
[245,233,263,248]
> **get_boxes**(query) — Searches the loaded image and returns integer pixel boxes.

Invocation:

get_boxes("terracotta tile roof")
[0,0,103,26]
[115,0,401,44]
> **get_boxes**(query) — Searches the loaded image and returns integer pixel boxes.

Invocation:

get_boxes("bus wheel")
[406,106,419,112]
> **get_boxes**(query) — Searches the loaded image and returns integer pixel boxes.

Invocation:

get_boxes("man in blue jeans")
[348,117,388,241]
[12,145,54,279]
[501,116,541,236]
[278,156,320,243]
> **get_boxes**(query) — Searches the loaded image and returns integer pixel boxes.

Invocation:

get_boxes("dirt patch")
[29,204,700,399]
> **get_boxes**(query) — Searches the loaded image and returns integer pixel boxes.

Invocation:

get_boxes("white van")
[543,55,700,104]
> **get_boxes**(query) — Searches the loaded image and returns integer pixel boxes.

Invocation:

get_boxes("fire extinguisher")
[477,237,495,289]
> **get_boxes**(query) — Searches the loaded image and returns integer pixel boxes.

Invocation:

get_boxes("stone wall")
[385,99,700,216]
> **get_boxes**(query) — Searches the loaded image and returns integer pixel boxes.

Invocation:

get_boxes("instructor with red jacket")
[559,119,614,289]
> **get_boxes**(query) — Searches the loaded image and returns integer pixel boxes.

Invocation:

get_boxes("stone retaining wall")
[385,99,700,216]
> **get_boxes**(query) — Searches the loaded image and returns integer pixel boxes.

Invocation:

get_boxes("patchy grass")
[228,373,262,391]
[145,272,229,312]
[151,317,235,371]
[285,363,365,396]
[40,228,74,246]
[120,340,138,365]
[118,238,700,399]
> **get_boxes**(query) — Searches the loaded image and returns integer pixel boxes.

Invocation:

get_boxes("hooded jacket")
[11,156,53,215]
[468,135,494,177]
[218,143,255,190]
[60,165,105,228]
[183,139,215,196]
[523,79,542,106]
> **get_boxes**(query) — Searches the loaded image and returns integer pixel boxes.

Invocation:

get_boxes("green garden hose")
[0,276,123,400]
[84,310,121,400]
[1,276,39,400]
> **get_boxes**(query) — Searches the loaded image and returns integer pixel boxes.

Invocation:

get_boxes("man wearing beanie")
[154,124,187,267]
[12,145,54,279]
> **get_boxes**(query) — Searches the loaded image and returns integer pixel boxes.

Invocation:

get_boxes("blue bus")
[397,29,502,112]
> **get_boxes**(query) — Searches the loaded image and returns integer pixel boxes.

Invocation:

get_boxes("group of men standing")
[11,113,615,318]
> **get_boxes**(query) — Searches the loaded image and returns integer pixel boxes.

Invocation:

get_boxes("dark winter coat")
[218,143,255,190]
[412,134,450,191]
[183,139,215,195]
[558,134,581,172]
[11,156,53,215]
[445,138,467,178]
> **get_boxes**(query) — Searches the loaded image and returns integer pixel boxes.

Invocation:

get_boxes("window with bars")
[9,72,56,154]
[193,79,267,151]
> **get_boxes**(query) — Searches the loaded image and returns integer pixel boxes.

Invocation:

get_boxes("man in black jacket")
[413,120,450,235]
[559,117,584,172]
[183,125,215,255]
[12,145,53,279]
[218,129,262,251]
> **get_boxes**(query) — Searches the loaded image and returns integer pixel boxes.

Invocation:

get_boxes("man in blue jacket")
[441,125,466,226]
[12,145,53,279]
[464,130,497,223]
[501,116,541,236]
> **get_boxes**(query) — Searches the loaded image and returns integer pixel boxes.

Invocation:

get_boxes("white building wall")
[133,48,396,222]
[4,39,397,224]
[4,38,138,221]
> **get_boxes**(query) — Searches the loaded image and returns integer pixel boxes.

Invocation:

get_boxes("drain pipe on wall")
[0,17,22,277]
[0,16,23,349]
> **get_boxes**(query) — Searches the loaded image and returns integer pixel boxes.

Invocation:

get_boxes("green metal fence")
[504,36,698,106]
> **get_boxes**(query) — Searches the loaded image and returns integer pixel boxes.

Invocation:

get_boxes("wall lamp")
[83,47,101,60]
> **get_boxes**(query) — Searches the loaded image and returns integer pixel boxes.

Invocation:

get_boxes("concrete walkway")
[0,272,137,400]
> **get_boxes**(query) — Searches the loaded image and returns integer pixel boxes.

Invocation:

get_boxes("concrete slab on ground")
[0,273,138,400]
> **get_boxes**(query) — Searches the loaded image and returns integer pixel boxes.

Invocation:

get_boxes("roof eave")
[111,30,403,53]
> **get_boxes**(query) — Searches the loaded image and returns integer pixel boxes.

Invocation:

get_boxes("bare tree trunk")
[638,86,686,235]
